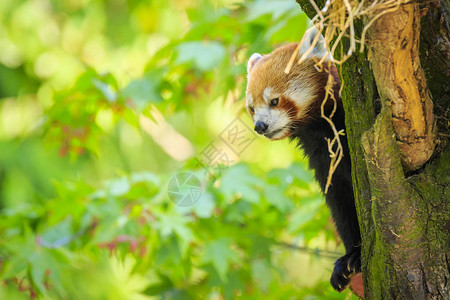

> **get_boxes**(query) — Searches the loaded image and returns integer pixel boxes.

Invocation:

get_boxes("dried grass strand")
[284,0,438,190]
[285,0,418,192]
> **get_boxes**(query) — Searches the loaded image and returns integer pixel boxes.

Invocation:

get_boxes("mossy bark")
[296,0,449,298]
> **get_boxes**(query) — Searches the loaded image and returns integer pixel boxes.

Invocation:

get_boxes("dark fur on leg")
[330,247,361,292]
[291,104,361,292]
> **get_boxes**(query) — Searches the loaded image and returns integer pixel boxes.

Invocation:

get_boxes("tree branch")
[362,105,427,297]
[368,3,436,171]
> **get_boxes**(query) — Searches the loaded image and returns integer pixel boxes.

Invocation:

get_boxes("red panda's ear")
[247,53,262,73]
[298,27,331,60]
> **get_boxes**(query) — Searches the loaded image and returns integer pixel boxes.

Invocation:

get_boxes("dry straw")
[284,0,413,193]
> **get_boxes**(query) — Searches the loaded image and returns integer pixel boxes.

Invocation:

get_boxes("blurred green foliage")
[0,0,357,299]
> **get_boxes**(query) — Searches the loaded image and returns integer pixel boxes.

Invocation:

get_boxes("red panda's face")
[245,46,318,141]
[246,89,309,140]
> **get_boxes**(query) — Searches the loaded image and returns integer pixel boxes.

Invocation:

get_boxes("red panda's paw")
[330,247,361,292]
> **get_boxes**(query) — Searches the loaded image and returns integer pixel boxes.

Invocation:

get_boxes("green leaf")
[202,238,239,282]
[251,259,271,292]
[39,217,73,247]
[92,79,117,102]
[220,164,263,204]
[29,254,48,295]
[223,201,252,223]
[174,191,216,219]
[246,0,299,22]
[155,212,194,256]
[106,177,131,197]
[127,171,160,198]
[264,184,294,213]
[192,192,215,218]
[175,41,226,71]
[267,12,308,43]
[288,197,324,233]
[267,163,314,190]
[122,109,140,128]
[288,163,315,184]
[28,248,70,296]
[249,235,272,259]
[121,78,163,109]
[1,230,34,279]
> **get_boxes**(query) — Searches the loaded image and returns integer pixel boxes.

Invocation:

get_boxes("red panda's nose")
[254,121,268,134]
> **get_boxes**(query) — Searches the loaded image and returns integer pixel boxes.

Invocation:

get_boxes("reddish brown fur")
[278,96,299,119]
[247,43,341,130]
[246,41,362,293]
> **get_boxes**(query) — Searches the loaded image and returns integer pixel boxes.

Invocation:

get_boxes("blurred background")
[0,0,357,299]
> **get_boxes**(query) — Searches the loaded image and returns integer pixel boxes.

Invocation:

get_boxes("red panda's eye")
[249,107,255,113]
[270,98,279,107]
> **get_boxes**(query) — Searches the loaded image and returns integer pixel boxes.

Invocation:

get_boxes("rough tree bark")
[295,0,449,298]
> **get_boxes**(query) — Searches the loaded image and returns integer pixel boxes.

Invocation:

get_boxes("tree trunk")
[295,0,449,298]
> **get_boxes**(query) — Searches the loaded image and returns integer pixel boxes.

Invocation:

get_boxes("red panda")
[246,28,361,292]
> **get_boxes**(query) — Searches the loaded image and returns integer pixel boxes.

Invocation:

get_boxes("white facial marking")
[285,82,315,109]
[253,105,291,140]
[271,110,289,127]
[254,106,270,124]
[269,127,289,140]
[249,86,293,140]
[263,87,275,104]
